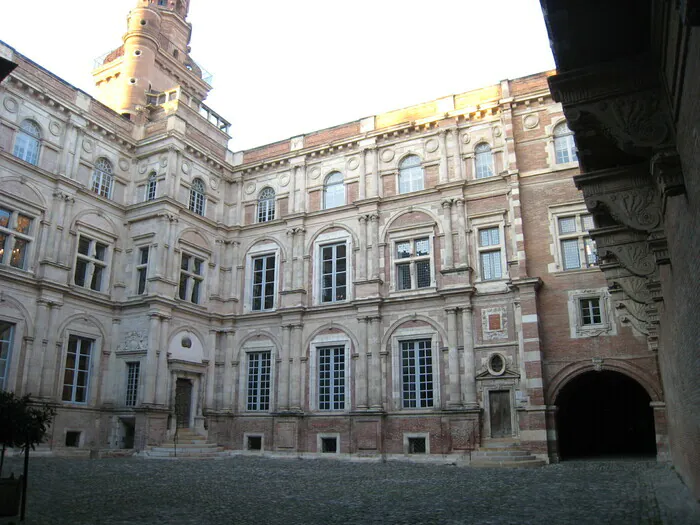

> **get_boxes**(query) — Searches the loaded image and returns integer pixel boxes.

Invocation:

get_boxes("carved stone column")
[222,329,236,411]
[229,241,240,301]
[441,200,454,270]
[293,228,306,289]
[446,308,461,407]
[368,315,382,409]
[156,315,170,405]
[438,129,449,183]
[454,198,468,267]
[39,302,58,398]
[461,306,477,407]
[288,165,297,214]
[210,238,223,299]
[284,229,294,292]
[355,317,369,409]
[452,127,465,180]
[372,147,382,198]
[298,163,307,213]
[369,214,380,280]
[205,329,217,411]
[103,318,121,405]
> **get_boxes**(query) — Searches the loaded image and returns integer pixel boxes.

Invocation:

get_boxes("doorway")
[489,390,512,438]
[175,378,193,428]
[556,370,656,459]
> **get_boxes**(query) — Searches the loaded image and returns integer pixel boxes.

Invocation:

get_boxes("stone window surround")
[567,287,617,339]
[72,226,115,295]
[243,432,265,452]
[316,432,341,454]
[174,237,210,304]
[470,212,508,284]
[390,327,440,411]
[60,328,103,406]
[141,171,162,203]
[0,201,37,272]
[243,242,280,313]
[308,333,352,413]
[244,349,272,412]
[133,242,151,296]
[545,116,579,171]
[12,118,42,166]
[473,142,496,179]
[547,201,596,274]
[403,432,430,454]
[396,153,425,195]
[386,225,436,295]
[237,339,276,413]
[178,250,206,305]
[486,352,507,376]
[312,229,354,306]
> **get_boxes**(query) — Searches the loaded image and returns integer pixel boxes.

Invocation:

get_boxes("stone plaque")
[275,420,297,450]
[356,420,379,450]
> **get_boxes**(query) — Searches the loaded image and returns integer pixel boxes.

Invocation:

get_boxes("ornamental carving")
[614,300,648,324]
[346,157,360,171]
[3,96,18,113]
[523,114,539,130]
[117,331,147,353]
[82,139,94,153]
[599,242,656,277]
[244,182,256,195]
[309,167,321,180]
[425,138,439,153]
[611,275,651,304]
[461,132,471,144]
[585,187,661,232]
[279,172,291,187]
[138,161,148,174]
[118,158,130,172]
[380,148,395,162]
[49,121,61,136]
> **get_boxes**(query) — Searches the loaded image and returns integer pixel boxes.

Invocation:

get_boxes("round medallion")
[523,114,539,130]
[493,126,503,138]
[2,97,18,113]
[279,172,291,187]
[160,157,168,168]
[138,161,148,174]
[380,148,395,162]
[425,138,439,153]
[49,121,61,136]
[181,336,192,348]
[82,139,93,153]
[346,157,360,171]
[210,176,219,190]
[309,167,321,180]
[118,158,129,172]
[181,161,190,174]
[245,182,257,195]
[461,132,471,144]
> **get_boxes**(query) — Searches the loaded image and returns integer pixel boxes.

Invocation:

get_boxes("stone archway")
[556,370,656,459]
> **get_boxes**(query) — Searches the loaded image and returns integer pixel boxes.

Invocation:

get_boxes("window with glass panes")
[580,298,603,325]
[553,122,578,164]
[189,179,206,216]
[0,322,14,391]
[318,346,345,410]
[558,213,597,270]
[136,247,149,295]
[13,120,41,165]
[395,237,431,291]
[401,339,434,408]
[251,254,276,311]
[0,207,33,270]
[478,227,502,280]
[246,351,271,411]
[475,143,494,179]
[125,362,140,406]
[62,335,93,403]
[398,155,424,194]
[257,188,276,223]
[145,172,157,201]
[178,253,204,303]
[91,158,114,199]
[321,242,347,302]
[324,172,345,209]
[74,236,109,291]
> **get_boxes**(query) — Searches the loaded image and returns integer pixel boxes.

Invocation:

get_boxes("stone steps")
[143,429,229,459]
[471,445,546,468]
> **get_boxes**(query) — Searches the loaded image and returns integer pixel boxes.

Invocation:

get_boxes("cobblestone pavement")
[1,457,699,525]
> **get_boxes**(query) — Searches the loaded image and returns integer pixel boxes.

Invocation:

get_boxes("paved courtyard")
[1,456,699,524]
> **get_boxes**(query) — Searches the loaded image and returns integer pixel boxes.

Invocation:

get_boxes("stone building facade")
[0,0,667,462]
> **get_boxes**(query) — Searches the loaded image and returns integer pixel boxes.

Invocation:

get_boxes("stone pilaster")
[368,315,382,410]
[369,214,380,280]
[357,216,368,281]
[277,324,292,411]
[454,198,468,268]
[452,127,465,180]
[155,315,170,405]
[445,307,461,408]
[358,148,367,200]
[289,323,304,411]
[441,200,454,270]
[460,306,477,407]
[222,329,236,411]
[438,129,449,183]
[205,329,217,411]
[355,317,369,409]
[143,313,161,405]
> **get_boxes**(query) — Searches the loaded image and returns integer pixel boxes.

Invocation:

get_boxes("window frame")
[549,204,598,273]
[309,334,351,413]
[397,154,425,195]
[0,321,15,392]
[553,121,578,165]
[237,339,276,413]
[567,287,616,338]
[244,242,280,313]
[312,229,354,305]
[135,246,150,295]
[61,334,94,405]
[257,187,276,223]
[73,234,112,293]
[474,142,495,179]
[0,205,35,271]
[477,226,504,281]
[323,171,345,209]
[12,119,41,166]
[391,328,440,411]
[91,157,115,200]
[178,251,206,304]
[189,178,206,216]
[388,226,436,294]
[144,172,158,202]
[124,361,140,407]
[246,349,272,412]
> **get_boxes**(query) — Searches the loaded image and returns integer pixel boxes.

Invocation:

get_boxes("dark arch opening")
[556,370,656,459]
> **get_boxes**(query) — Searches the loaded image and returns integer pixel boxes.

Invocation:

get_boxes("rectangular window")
[0,207,34,270]
[62,335,93,404]
[318,346,345,410]
[125,362,140,407]
[178,253,204,304]
[557,213,597,270]
[401,339,433,408]
[136,247,149,295]
[252,254,276,311]
[321,243,347,303]
[394,237,432,291]
[478,227,502,281]
[580,298,602,325]
[246,351,271,411]
[74,236,109,291]
[0,322,14,391]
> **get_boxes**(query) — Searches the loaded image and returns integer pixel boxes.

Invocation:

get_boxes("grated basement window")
[65,431,81,447]
[408,437,426,454]
[321,437,338,453]
[247,436,262,451]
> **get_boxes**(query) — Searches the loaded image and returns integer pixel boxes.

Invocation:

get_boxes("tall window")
[92,158,114,199]
[0,207,33,270]
[62,335,93,404]
[398,155,424,194]
[0,322,14,391]
[478,227,502,280]
[324,172,345,209]
[318,346,345,410]
[554,122,577,164]
[321,242,347,303]
[558,214,597,270]
[125,362,140,407]
[189,178,205,216]
[251,254,276,311]
[13,120,41,165]
[475,143,494,179]
[257,188,276,223]
[580,298,602,326]
[179,253,204,303]
[145,172,157,201]
[246,351,271,411]
[395,237,432,291]
[401,339,433,408]
[136,247,149,295]
[74,235,109,292]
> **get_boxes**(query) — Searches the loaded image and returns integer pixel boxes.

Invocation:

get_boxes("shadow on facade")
[556,371,656,459]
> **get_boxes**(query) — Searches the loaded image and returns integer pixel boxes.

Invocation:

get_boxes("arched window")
[13,120,41,165]
[554,122,578,164]
[398,155,424,194]
[145,172,157,201]
[189,178,206,216]
[323,172,345,209]
[257,187,276,223]
[91,158,114,199]
[474,143,494,179]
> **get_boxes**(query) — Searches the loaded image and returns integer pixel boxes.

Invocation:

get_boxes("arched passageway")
[556,370,657,459]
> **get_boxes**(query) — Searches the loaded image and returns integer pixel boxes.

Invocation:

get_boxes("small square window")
[580,298,602,325]
[65,431,81,447]
[321,437,338,453]
[408,437,426,454]
[247,436,262,451]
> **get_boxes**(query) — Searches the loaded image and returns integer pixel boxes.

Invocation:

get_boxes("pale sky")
[0,0,555,152]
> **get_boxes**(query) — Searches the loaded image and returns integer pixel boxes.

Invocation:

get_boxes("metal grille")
[401,339,433,408]
[397,263,411,290]
[62,336,93,403]
[252,254,276,310]
[318,346,345,410]
[247,351,271,411]
[125,362,140,407]
[321,243,347,302]
[416,260,431,288]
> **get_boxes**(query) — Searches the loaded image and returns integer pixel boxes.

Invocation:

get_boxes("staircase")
[471,442,546,468]
[143,429,228,459]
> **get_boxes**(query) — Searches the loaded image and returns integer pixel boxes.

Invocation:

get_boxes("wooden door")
[175,378,192,428]
[489,390,512,438]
